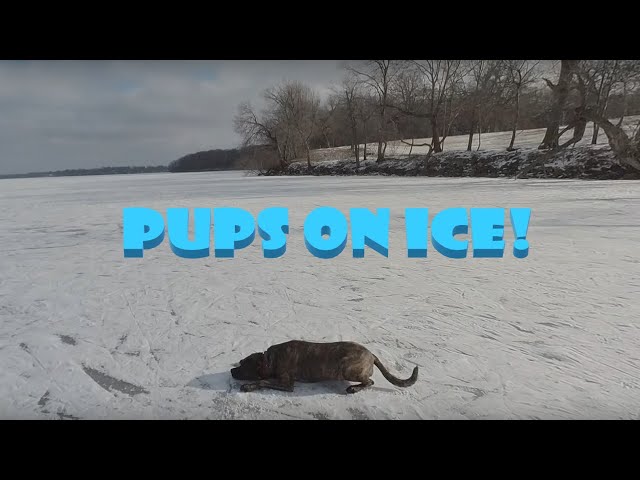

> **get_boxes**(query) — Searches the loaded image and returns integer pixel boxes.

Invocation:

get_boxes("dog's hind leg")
[240,376,294,393]
[346,379,374,394]
[343,357,376,394]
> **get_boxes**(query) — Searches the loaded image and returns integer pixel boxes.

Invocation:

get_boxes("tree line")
[167,145,279,172]
[0,165,168,179]
[233,60,640,171]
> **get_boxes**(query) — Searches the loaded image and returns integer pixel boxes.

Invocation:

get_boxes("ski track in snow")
[1,172,640,419]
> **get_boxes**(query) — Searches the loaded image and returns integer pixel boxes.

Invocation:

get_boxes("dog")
[230,340,418,394]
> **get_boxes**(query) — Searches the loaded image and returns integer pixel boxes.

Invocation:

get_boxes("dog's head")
[230,352,267,380]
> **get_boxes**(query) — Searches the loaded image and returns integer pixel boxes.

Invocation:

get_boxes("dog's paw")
[240,383,254,392]
[346,386,358,394]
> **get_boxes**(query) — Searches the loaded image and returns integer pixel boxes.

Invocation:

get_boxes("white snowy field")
[1,171,640,419]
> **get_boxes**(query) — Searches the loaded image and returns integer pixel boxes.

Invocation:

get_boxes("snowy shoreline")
[263,145,640,180]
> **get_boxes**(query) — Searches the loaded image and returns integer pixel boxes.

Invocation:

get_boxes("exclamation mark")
[510,208,531,258]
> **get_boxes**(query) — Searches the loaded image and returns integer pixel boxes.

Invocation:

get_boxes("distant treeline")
[1,146,280,179]
[167,145,280,172]
[0,165,168,180]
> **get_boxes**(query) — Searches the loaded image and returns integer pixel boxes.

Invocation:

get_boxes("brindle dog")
[231,340,418,394]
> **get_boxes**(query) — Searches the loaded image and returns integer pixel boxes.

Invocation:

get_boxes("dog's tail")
[374,357,418,387]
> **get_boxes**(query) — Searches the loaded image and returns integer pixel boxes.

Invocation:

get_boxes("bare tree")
[465,60,504,151]
[519,60,640,178]
[386,61,465,153]
[505,60,540,151]
[356,94,376,161]
[317,97,338,149]
[333,75,362,167]
[578,61,640,143]
[584,61,617,143]
[558,62,640,169]
[414,60,466,153]
[392,68,426,157]
[233,101,285,167]
[440,80,467,150]
[347,60,404,161]
[234,81,321,169]
[290,85,320,167]
[539,60,578,149]
[539,61,640,152]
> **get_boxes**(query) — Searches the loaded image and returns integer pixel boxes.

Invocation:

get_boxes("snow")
[1,171,640,419]
[308,115,640,163]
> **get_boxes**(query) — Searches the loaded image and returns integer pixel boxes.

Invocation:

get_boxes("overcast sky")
[0,60,346,175]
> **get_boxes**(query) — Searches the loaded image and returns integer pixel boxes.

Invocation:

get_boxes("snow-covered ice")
[1,171,639,419]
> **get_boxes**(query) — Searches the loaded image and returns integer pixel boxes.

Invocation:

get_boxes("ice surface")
[1,172,639,419]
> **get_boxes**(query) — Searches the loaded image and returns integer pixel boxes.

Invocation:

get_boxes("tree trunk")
[516,108,640,178]
[377,139,384,162]
[351,121,359,168]
[276,140,288,169]
[591,123,600,144]
[583,108,639,171]
[376,103,386,162]
[322,131,331,149]
[431,116,442,153]
[507,88,520,151]
[539,60,576,150]
[591,89,602,144]
[516,108,619,180]
[467,103,476,151]
[593,91,612,144]
[617,83,628,127]
[591,75,606,144]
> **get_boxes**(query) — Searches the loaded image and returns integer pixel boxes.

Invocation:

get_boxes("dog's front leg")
[240,376,294,393]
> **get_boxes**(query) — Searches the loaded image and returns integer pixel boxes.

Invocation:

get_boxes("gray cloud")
[0,60,345,174]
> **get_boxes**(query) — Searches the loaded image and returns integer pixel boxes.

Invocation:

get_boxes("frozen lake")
[1,171,639,419]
